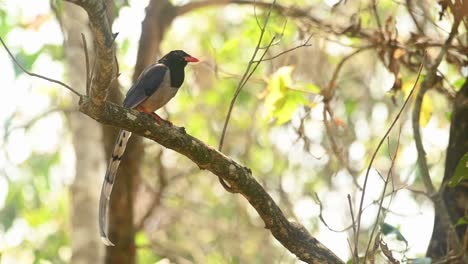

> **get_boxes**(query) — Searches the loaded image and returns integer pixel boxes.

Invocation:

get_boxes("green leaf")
[206,252,229,264]
[264,66,308,125]
[455,216,468,226]
[135,231,150,245]
[305,83,321,94]
[452,78,465,91]
[273,93,307,125]
[380,223,408,245]
[345,100,357,115]
[13,50,41,76]
[445,111,452,121]
[23,207,53,227]
[448,152,468,187]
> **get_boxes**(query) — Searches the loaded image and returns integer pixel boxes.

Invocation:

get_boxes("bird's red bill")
[184,56,199,62]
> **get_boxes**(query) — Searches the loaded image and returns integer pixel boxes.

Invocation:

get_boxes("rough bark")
[78,96,344,264]
[61,2,104,263]
[427,78,468,262]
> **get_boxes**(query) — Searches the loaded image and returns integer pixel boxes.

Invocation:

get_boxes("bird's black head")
[158,50,199,68]
[158,50,198,88]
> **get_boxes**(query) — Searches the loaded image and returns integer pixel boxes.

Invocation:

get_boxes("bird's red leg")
[135,105,172,126]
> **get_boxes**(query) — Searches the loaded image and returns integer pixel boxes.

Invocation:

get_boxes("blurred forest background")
[0,0,467,263]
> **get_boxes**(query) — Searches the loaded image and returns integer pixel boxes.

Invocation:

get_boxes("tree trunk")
[62,2,104,263]
[427,78,468,261]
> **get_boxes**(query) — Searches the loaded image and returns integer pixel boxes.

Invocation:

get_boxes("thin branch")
[218,0,276,151]
[4,107,75,139]
[405,0,425,34]
[252,34,313,62]
[320,47,373,191]
[0,36,81,96]
[354,57,425,257]
[315,193,350,233]
[81,33,91,96]
[371,0,383,32]
[326,45,374,97]
[217,35,275,192]
[323,103,362,190]
[364,124,402,262]
[347,194,359,264]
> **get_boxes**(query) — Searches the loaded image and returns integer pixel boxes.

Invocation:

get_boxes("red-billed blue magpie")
[99,50,199,246]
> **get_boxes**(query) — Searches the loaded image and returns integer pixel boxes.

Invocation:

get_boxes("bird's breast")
[140,70,179,111]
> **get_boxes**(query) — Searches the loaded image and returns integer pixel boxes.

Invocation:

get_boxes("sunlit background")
[0,0,463,263]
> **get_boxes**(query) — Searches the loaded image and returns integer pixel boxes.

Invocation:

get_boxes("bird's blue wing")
[123,64,168,108]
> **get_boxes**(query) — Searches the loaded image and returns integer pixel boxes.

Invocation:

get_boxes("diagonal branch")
[355,58,425,258]
[78,96,344,264]
[0,36,81,96]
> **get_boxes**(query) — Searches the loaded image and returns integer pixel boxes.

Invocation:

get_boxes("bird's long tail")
[99,129,132,246]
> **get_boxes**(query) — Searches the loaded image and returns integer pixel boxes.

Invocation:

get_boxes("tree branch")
[78,96,343,263]
[412,18,463,258]
[65,0,116,105]
[0,37,81,96]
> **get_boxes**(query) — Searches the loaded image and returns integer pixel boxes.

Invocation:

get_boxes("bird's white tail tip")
[101,236,115,246]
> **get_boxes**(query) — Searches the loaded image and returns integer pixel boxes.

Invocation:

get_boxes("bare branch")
[347,194,359,264]
[81,33,91,96]
[0,36,81,96]
[253,35,313,63]
[355,57,425,257]
[217,0,278,192]
[364,124,402,262]
[218,0,276,151]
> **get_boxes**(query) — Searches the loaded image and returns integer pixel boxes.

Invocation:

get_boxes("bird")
[99,50,199,246]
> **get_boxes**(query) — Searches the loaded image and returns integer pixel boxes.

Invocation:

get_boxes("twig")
[315,193,350,233]
[371,0,383,32]
[81,33,91,96]
[405,0,425,34]
[354,56,425,258]
[218,0,276,152]
[321,47,375,184]
[325,45,374,97]
[4,107,75,139]
[252,35,313,62]
[347,194,359,264]
[0,36,81,97]
[323,103,362,190]
[364,124,402,262]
